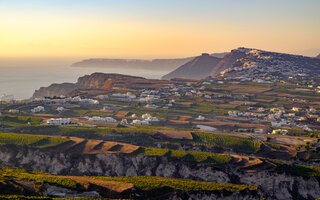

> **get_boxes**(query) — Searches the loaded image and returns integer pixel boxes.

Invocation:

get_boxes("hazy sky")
[1,0,320,58]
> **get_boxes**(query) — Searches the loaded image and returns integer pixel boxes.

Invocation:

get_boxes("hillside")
[162,53,222,80]
[162,47,320,80]
[219,47,320,81]
[316,53,320,59]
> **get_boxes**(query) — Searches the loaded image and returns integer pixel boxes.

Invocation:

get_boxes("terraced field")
[0,168,258,199]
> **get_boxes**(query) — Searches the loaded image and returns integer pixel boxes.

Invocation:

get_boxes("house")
[47,118,70,126]
[196,125,216,131]
[120,119,129,126]
[31,106,45,113]
[292,107,300,112]
[272,129,288,135]
[56,107,65,113]
[196,115,205,120]
[144,104,159,109]
[88,116,117,123]
[142,113,160,122]
[96,95,109,100]
[254,129,266,134]
[131,119,149,125]
[9,109,19,114]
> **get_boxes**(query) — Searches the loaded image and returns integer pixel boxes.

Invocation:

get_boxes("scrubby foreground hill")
[0,132,320,199]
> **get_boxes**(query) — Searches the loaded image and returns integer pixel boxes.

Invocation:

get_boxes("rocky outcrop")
[0,144,319,200]
[32,83,77,99]
[162,53,222,80]
[31,73,170,98]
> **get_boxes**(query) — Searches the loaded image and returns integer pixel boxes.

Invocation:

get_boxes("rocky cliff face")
[32,83,77,99]
[31,73,160,98]
[0,144,319,200]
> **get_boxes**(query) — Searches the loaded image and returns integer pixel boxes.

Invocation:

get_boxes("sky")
[0,0,320,59]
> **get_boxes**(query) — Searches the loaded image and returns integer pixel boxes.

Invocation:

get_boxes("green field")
[192,132,261,153]
[93,176,256,191]
[140,147,232,164]
[0,115,42,127]
[0,168,256,193]
[0,133,69,148]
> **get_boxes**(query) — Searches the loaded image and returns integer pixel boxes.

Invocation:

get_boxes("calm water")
[0,66,168,100]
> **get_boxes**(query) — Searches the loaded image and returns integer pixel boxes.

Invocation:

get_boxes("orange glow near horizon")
[1,1,319,58]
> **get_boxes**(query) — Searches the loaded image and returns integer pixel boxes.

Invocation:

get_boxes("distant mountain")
[316,54,320,59]
[71,57,194,71]
[162,53,222,80]
[71,52,229,72]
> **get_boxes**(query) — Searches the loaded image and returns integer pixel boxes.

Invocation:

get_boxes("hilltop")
[162,47,320,81]
[162,53,222,80]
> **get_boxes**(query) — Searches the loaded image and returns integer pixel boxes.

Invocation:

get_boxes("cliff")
[32,73,169,98]
[0,144,319,200]
[32,83,78,99]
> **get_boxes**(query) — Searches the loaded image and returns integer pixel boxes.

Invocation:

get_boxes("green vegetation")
[0,133,69,148]
[140,148,232,164]
[0,115,42,127]
[0,196,51,200]
[0,168,78,188]
[268,159,320,177]
[93,176,257,191]
[0,168,257,197]
[192,132,261,153]
[276,163,320,177]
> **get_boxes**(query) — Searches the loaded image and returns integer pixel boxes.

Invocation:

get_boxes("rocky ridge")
[0,144,319,200]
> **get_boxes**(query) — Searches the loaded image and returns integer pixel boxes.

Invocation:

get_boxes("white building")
[47,118,70,125]
[31,106,45,113]
[9,109,19,114]
[96,95,109,100]
[272,129,288,135]
[56,107,65,113]
[88,116,117,123]
[131,119,149,125]
[144,104,159,109]
[196,125,216,131]
[196,115,205,120]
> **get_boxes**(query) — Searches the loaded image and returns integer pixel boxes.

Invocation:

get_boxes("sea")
[0,65,168,100]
